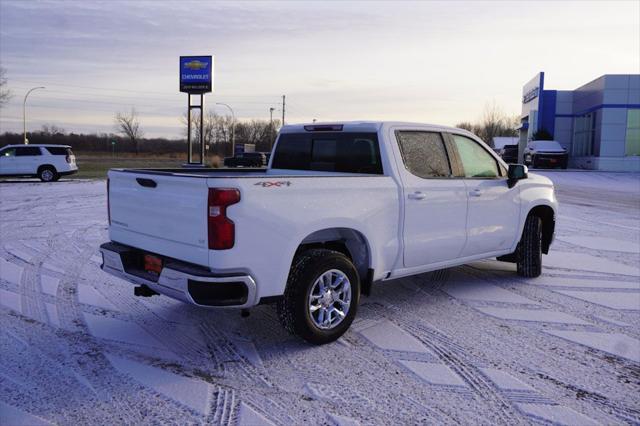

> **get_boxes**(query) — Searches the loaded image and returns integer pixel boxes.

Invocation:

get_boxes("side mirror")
[507,164,528,188]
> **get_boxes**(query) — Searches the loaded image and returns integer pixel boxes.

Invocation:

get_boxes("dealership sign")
[179,56,213,93]
[522,86,539,104]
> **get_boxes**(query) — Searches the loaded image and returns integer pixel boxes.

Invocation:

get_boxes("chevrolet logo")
[184,60,208,70]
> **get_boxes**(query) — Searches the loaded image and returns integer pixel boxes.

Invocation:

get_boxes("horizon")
[0,0,638,138]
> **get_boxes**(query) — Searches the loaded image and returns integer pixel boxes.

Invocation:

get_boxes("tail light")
[208,188,240,250]
[107,178,111,225]
[65,155,71,163]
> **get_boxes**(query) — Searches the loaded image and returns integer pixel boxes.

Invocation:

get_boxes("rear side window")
[396,131,451,178]
[45,147,72,155]
[16,147,42,156]
[272,132,382,174]
[1,148,16,157]
[452,135,499,178]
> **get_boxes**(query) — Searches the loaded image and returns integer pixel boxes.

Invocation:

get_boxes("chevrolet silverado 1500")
[100,122,557,343]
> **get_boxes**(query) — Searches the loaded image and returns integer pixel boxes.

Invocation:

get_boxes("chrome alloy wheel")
[308,269,352,330]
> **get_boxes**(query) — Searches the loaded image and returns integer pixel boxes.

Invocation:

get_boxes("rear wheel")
[277,249,360,344]
[517,215,542,277]
[38,166,57,182]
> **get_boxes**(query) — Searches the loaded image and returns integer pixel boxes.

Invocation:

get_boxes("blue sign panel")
[180,56,213,93]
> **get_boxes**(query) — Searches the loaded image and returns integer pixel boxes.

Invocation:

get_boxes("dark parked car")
[524,140,568,169]
[499,144,519,164]
[223,152,267,167]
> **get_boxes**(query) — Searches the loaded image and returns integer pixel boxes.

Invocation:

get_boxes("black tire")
[38,166,58,182]
[277,249,360,344]
[531,156,538,169]
[516,215,542,278]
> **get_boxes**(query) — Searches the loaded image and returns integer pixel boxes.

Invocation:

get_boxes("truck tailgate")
[108,170,210,266]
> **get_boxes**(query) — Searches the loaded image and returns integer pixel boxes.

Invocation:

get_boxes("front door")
[392,129,468,268]
[448,134,520,257]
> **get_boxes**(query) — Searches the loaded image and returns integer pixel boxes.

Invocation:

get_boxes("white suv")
[0,144,78,182]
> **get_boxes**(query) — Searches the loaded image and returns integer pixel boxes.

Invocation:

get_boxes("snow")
[357,319,432,353]
[475,306,591,325]
[479,368,533,391]
[105,354,212,415]
[441,277,539,305]
[516,403,599,426]
[558,235,639,254]
[544,251,639,276]
[399,361,466,386]
[238,402,276,426]
[0,401,52,426]
[545,330,640,363]
[0,172,638,424]
[552,290,640,310]
[0,258,23,285]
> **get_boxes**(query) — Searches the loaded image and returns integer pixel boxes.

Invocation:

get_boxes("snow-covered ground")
[1,171,639,425]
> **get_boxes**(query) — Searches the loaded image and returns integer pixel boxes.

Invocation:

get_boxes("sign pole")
[187,93,192,164]
[200,93,205,164]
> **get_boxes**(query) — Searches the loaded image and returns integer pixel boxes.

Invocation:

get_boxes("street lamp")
[23,86,45,144]
[216,102,236,156]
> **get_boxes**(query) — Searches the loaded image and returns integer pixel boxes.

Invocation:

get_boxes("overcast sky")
[0,0,638,138]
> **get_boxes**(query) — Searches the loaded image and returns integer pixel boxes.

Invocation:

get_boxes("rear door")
[447,133,520,257]
[108,171,211,266]
[391,129,468,268]
[15,146,43,174]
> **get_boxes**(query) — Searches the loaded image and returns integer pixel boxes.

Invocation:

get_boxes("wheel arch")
[527,204,555,254]
[295,227,374,295]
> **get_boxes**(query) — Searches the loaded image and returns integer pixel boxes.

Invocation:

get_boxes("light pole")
[269,107,275,151]
[216,102,236,157]
[23,86,45,144]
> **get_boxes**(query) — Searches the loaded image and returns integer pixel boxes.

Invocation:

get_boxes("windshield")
[530,141,563,151]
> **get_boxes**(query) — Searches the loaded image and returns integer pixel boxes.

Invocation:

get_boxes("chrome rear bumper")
[100,242,257,308]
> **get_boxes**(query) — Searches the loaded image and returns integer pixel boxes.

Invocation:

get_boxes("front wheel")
[517,215,542,277]
[277,249,360,344]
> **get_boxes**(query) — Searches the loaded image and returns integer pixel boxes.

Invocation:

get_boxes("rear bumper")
[99,242,258,308]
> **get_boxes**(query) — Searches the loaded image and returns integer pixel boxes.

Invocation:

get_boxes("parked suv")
[499,144,519,164]
[0,145,78,181]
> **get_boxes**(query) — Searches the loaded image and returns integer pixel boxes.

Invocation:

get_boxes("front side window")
[272,132,382,174]
[452,135,499,178]
[396,131,451,178]
[1,148,16,157]
[16,147,42,156]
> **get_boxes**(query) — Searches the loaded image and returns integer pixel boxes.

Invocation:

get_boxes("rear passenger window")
[452,135,499,178]
[1,148,16,157]
[16,147,42,156]
[45,147,69,155]
[396,131,451,178]
[272,132,382,174]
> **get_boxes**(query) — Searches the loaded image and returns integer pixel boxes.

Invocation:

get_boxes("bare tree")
[456,102,519,147]
[115,108,143,155]
[0,66,11,108]
[40,123,66,136]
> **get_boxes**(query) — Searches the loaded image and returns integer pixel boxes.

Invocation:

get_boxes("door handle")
[469,189,482,197]
[408,191,427,200]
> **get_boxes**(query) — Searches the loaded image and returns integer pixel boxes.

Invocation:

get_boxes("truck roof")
[2,144,72,148]
[280,121,474,136]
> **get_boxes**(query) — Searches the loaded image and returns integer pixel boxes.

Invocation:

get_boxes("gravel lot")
[1,171,639,425]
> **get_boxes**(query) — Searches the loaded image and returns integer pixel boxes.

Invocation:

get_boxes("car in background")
[223,152,267,168]
[524,140,568,169]
[499,144,519,164]
[0,144,78,182]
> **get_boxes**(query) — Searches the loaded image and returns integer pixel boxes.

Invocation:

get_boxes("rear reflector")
[208,188,240,250]
[143,254,163,275]
[304,124,343,131]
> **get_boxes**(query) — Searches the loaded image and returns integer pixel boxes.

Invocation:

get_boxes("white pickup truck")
[100,122,557,344]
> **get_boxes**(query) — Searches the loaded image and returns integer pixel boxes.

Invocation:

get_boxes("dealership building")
[519,72,640,171]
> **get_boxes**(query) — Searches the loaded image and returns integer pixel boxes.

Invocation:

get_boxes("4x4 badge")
[254,181,292,187]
